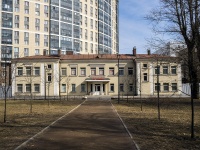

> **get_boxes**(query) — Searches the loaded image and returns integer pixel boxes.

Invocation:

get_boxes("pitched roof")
[12,54,134,61]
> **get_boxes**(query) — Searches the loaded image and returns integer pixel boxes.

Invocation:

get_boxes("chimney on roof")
[58,49,61,56]
[43,49,47,56]
[133,46,136,56]
[66,51,74,55]
[147,49,151,55]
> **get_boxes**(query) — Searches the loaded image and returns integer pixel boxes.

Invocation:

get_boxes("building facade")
[11,50,182,97]
[1,0,119,67]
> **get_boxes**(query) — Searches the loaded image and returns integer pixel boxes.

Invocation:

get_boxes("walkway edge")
[14,100,86,150]
[111,102,140,150]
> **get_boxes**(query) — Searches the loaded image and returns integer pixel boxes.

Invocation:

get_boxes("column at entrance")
[101,83,103,95]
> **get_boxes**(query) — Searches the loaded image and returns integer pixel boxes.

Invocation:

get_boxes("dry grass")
[112,98,200,150]
[0,99,83,150]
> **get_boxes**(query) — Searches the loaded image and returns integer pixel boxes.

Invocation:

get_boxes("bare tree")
[146,0,200,99]
[146,0,200,138]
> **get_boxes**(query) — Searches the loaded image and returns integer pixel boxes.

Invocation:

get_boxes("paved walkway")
[16,100,138,150]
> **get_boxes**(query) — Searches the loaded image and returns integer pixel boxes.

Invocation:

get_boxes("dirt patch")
[112,98,200,150]
[0,99,83,150]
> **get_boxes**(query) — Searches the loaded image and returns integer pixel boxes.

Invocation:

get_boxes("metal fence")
[0,86,12,98]
[182,83,200,96]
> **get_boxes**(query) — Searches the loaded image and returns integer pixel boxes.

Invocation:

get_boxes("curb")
[111,102,140,150]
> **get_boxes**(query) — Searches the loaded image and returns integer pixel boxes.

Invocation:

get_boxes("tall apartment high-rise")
[0,0,119,66]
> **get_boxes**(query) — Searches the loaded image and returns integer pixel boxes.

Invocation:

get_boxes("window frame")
[143,73,148,81]
[34,84,40,92]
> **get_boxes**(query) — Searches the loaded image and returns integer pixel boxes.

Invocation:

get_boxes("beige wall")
[136,59,182,96]
[12,56,182,97]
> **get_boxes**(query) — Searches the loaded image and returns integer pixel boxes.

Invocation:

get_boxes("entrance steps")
[85,95,111,100]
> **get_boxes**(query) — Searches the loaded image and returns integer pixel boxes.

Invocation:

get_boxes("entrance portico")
[85,77,110,96]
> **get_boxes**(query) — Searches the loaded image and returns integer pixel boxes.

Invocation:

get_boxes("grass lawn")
[0,99,83,150]
[112,98,200,150]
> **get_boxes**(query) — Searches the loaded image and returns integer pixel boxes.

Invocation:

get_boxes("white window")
[35,49,40,55]
[24,48,29,56]
[129,84,133,92]
[81,68,86,76]
[109,68,114,75]
[120,84,124,92]
[81,84,86,92]
[119,68,124,76]
[26,67,31,75]
[128,68,133,75]
[171,66,177,74]
[163,83,169,91]
[17,84,23,92]
[61,68,67,76]
[163,66,168,74]
[110,84,114,92]
[99,68,104,75]
[47,73,51,82]
[71,68,76,76]
[17,67,23,76]
[91,68,96,75]
[34,67,40,75]
[143,73,148,81]
[61,84,66,92]
[34,84,40,92]
[172,83,177,91]
[47,64,52,69]
[26,84,31,92]
[72,84,76,92]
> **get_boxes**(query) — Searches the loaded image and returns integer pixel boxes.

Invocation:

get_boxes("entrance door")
[94,84,101,95]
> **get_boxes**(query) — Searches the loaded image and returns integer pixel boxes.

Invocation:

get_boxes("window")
[119,68,124,76]
[26,84,31,92]
[155,66,160,74]
[34,84,40,92]
[71,68,76,76]
[34,67,40,75]
[143,73,148,81]
[91,68,96,75]
[99,68,104,75]
[17,67,23,76]
[81,68,86,76]
[172,83,177,91]
[26,67,31,75]
[128,67,133,75]
[143,64,147,68]
[61,68,67,76]
[110,84,114,92]
[163,66,168,74]
[17,84,23,92]
[47,64,52,69]
[61,84,66,92]
[81,84,86,92]
[72,84,76,92]
[24,48,29,56]
[171,66,177,74]
[129,84,133,92]
[120,84,124,92]
[35,49,40,55]
[155,83,160,91]
[14,47,19,58]
[109,68,114,75]
[163,83,169,91]
[47,73,51,82]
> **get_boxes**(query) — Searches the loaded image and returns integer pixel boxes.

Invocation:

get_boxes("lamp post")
[3,46,8,123]
[44,65,47,100]
[117,53,120,104]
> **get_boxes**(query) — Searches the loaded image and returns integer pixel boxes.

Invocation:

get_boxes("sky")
[119,0,159,54]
